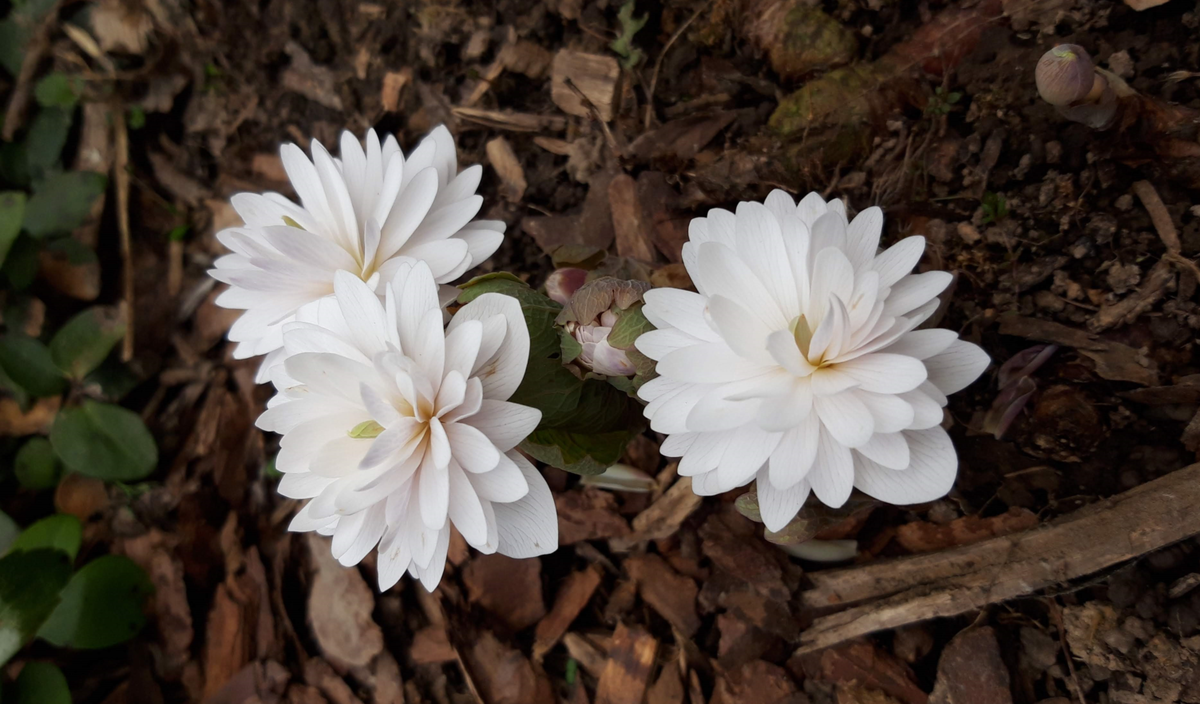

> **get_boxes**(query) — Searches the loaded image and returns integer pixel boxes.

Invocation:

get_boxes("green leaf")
[13,661,71,704]
[559,329,582,364]
[22,172,107,238]
[606,303,654,350]
[520,429,635,476]
[0,549,73,667]
[49,401,158,481]
[37,555,153,649]
[610,0,648,68]
[2,236,39,290]
[14,437,62,491]
[0,511,17,554]
[0,336,68,398]
[10,515,80,562]
[0,192,25,268]
[24,108,72,178]
[34,73,80,109]
[50,307,126,379]
[459,273,562,360]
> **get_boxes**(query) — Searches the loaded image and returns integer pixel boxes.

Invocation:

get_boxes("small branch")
[644,0,713,130]
[1132,180,1180,253]
[115,109,135,362]
[795,463,1200,654]
[2,1,64,140]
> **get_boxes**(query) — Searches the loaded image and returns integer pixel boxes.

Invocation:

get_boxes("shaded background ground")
[4,0,1200,701]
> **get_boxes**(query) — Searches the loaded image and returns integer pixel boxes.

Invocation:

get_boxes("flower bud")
[545,268,588,306]
[1036,44,1097,106]
[574,324,637,377]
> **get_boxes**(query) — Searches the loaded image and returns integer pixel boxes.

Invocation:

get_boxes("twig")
[1132,180,1180,253]
[644,0,714,130]
[563,77,621,158]
[2,1,64,140]
[794,463,1200,654]
[1047,599,1087,704]
[115,109,135,362]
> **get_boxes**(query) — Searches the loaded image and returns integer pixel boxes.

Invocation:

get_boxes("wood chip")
[380,68,413,113]
[612,474,703,549]
[894,507,1039,554]
[625,553,701,637]
[464,631,555,704]
[462,553,546,632]
[551,50,621,121]
[533,565,603,660]
[797,462,1200,653]
[563,632,610,678]
[306,534,384,670]
[1089,258,1174,332]
[595,623,658,704]
[486,136,528,202]
[647,665,686,704]
[1132,180,1181,253]
[629,112,737,162]
[304,657,364,704]
[119,530,194,676]
[711,659,805,704]
[556,488,632,545]
[411,625,457,664]
[801,640,927,704]
[282,41,345,111]
[452,106,567,132]
[609,173,657,262]
[203,583,254,699]
[929,627,1011,704]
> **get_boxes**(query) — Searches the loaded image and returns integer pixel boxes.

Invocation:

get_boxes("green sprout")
[981,191,1008,225]
[610,1,648,69]
[925,86,963,116]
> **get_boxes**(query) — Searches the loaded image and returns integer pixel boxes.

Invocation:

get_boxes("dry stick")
[643,0,715,130]
[115,109,135,362]
[2,1,64,140]
[794,463,1200,654]
[562,77,621,157]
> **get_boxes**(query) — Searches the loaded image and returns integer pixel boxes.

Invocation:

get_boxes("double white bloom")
[210,127,505,380]
[636,191,989,532]
[258,263,557,591]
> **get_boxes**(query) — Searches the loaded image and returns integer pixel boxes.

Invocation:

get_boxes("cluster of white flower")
[212,128,556,591]
[213,128,989,590]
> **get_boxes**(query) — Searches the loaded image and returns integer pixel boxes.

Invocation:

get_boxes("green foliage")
[23,107,73,180]
[925,86,963,116]
[0,0,59,77]
[127,106,146,130]
[606,303,654,350]
[0,192,25,268]
[458,275,644,475]
[2,237,39,290]
[0,511,17,554]
[610,0,648,69]
[22,172,107,239]
[13,662,71,704]
[34,73,81,109]
[49,401,158,481]
[14,438,62,491]
[50,307,127,380]
[37,555,153,649]
[9,515,80,562]
[0,549,72,667]
[981,191,1008,225]
[0,336,68,398]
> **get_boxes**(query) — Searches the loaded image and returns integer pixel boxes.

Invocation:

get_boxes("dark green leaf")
[14,437,62,491]
[13,661,71,704]
[0,511,17,554]
[22,172,107,238]
[606,303,654,350]
[34,73,79,108]
[49,401,158,481]
[0,20,26,77]
[0,549,72,667]
[0,336,68,398]
[0,192,25,268]
[37,555,153,649]
[127,106,146,130]
[10,515,80,561]
[50,307,126,379]
[44,236,97,265]
[519,428,635,476]
[558,329,582,364]
[24,108,72,179]
[2,236,39,290]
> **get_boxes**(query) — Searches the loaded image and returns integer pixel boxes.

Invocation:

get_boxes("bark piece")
[998,315,1158,385]
[304,658,363,704]
[551,50,621,121]
[609,173,657,262]
[533,565,603,660]
[712,659,806,704]
[486,137,527,202]
[625,553,700,637]
[894,508,1038,554]
[612,475,703,549]
[804,640,927,704]
[282,41,345,111]
[929,627,1012,704]
[647,665,686,704]
[380,69,412,112]
[1090,258,1174,332]
[203,584,254,699]
[306,533,384,670]
[411,625,457,664]
[556,487,632,545]
[464,631,555,704]
[797,463,1200,653]
[462,553,546,632]
[595,623,658,704]
[119,530,194,677]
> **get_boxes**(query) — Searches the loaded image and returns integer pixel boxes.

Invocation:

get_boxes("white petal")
[856,390,915,434]
[853,426,957,504]
[492,452,558,558]
[641,288,719,342]
[419,460,450,529]
[463,400,541,451]
[714,426,780,491]
[855,432,909,470]
[884,271,953,317]
[657,342,771,384]
[768,416,819,489]
[468,451,529,503]
[836,353,928,394]
[795,192,828,228]
[693,242,789,330]
[755,379,813,432]
[814,391,874,448]
[706,295,775,364]
[333,504,386,566]
[451,292,529,401]
[807,247,855,324]
[757,469,811,533]
[333,271,389,356]
[809,426,854,507]
[924,339,990,395]
[447,462,488,546]
[444,421,501,473]
[872,236,925,289]
[444,319,483,379]
[883,328,958,360]
[734,201,799,316]
[845,206,883,271]
[635,328,704,361]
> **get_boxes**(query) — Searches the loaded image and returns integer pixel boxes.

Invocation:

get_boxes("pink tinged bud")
[997,344,1058,389]
[545,268,588,306]
[1036,45,1097,107]
[600,310,619,328]
[574,325,637,377]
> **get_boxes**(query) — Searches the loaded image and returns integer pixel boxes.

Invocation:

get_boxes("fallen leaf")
[486,136,527,202]
[551,50,620,121]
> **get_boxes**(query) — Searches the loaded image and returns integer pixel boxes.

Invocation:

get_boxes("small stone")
[1107,262,1142,295]
[1107,50,1134,78]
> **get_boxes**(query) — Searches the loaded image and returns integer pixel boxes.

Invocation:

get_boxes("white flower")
[210,126,505,380]
[257,262,556,591]
[635,191,989,532]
